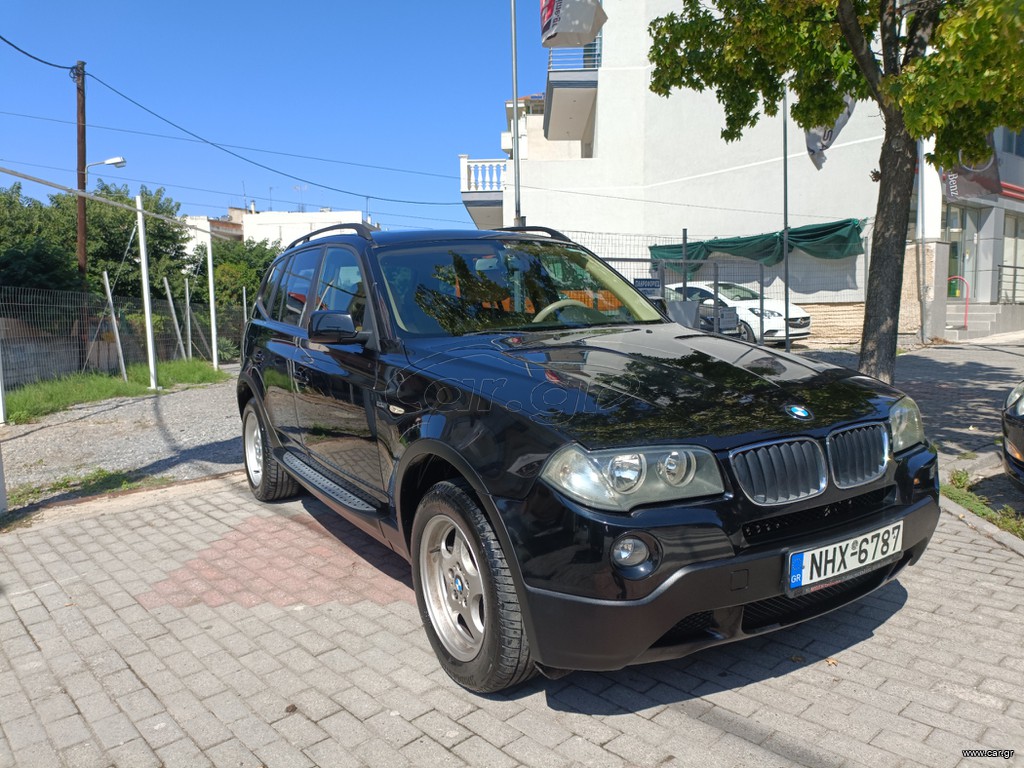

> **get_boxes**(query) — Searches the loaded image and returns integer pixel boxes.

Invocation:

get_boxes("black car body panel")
[1002,382,1024,491]
[237,226,941,683]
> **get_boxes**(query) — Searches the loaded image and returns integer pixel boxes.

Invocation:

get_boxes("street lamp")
[85,156,127,179]
[78,156,127,284]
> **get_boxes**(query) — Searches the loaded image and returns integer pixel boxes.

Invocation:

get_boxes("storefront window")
[1003,214,1024,302]
[942,204,978,298]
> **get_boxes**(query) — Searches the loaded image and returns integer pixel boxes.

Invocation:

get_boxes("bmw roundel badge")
[786,404,813,421]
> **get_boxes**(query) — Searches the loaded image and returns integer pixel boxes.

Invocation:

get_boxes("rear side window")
[258,257,288,319]
[269,248,322,325]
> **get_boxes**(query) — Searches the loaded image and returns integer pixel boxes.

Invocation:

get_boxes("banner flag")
[805,95,856,170]
[541,0,607,48]
[941,134,1002,202]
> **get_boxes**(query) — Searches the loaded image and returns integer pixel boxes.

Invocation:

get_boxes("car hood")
[729,298,809,318]
[401,323,899,451]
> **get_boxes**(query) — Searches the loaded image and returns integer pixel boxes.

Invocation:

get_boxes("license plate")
[787,521,903,596]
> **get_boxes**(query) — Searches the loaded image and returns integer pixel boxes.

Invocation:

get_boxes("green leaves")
[648,0,1024,158]
[896,0,1024,167]
[0,182,191,297]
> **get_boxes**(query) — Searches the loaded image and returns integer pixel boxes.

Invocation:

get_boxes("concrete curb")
[939,494,1024,558]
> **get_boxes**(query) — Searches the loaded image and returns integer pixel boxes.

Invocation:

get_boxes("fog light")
[611,536,650,568]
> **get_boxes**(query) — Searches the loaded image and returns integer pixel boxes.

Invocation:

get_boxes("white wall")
[242,210,369,249]
[509,0,885,240]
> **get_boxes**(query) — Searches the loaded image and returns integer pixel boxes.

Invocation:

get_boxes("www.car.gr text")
[961,749,1015,759]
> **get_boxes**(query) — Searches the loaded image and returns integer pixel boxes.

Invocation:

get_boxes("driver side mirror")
[308,310,360,344]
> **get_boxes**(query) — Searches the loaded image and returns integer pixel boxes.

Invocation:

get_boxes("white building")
[460,0,1024,341]
[241,208,373,249]
[184,206,375,263]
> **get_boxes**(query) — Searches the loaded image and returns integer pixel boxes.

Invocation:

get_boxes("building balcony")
[459,155,506,230]
[544,35,601,143]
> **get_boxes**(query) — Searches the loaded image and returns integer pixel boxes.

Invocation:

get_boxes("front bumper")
[495,445,940,672]
[520,494,938,671]
[1002,412,1024,492]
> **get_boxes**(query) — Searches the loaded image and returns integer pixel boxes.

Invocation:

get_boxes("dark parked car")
[237,224,941,693]
[1002,382,1024,490]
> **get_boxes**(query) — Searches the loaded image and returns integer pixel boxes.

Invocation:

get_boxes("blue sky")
[1,2,548,231]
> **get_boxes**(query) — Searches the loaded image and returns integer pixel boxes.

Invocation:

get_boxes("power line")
[85,72,463,207]
[0,34,73,70]
[0,158,473,227]
[0,155,838,223]
[0,110,460,181]
[0,158,474,225]
[0,164,235,239]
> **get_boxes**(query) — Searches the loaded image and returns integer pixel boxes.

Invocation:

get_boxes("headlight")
[541,444,724,512]
[1006,382,1024,417]
[750,309,782,319]
[890,397,925,453]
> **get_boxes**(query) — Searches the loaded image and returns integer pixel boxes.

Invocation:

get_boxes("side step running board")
[281,452,377,514]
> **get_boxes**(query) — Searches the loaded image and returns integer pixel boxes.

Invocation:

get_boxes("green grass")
[941,482,1024,540]
[6,468,172,509]
[4,359,229,424]
[2,469,175,530]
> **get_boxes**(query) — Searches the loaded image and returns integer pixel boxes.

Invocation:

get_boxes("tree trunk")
[859,114,917,384]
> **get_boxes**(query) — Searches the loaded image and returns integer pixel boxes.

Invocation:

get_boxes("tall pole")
[510,0,525,226]
[206,230,219,370]
[75,61,87,283]
[185,278,192,360]
[782,89,791,353]
[136,195,158,390]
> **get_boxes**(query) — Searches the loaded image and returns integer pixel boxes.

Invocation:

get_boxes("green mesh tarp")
[649,218,865,274]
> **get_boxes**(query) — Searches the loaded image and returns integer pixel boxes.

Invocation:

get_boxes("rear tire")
[242,400,300,501]
[411,480,536,693]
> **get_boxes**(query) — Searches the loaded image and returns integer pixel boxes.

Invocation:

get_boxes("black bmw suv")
[237,224,940,693]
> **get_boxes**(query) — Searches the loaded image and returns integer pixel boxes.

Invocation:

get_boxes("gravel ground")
[0,365,243,508]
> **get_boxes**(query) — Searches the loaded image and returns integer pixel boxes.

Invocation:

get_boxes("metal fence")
[564,229,874,346]
[999,265,1024,304]
[0,284,245,391]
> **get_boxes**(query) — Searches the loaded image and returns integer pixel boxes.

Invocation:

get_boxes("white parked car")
[665,281,811,345]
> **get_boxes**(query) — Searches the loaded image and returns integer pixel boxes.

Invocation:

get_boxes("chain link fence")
[563,228,888,346]
[0,284,245,392]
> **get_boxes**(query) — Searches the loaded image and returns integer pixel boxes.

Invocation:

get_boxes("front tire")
[739,321,757,344]
[242,400,300,501]
[411,480,536,693]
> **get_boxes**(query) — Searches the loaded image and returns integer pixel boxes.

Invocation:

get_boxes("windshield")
[376,239,663,337]
[716,283,762,301]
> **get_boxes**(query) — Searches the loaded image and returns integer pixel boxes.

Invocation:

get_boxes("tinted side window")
[270,248,322,326]
[258,256,289,319]
[315,247,368,328]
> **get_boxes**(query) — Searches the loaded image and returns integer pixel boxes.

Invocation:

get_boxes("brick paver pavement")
[1,472,1022,768]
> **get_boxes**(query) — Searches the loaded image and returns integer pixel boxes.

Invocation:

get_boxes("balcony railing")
[547,33,602,71]
[459,156,507,193]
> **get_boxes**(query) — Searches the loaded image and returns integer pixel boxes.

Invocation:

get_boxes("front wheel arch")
[411,479,536,692]
[393,443,539,665]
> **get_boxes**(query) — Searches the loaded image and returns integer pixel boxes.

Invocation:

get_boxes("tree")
[189,238,280,307]
[0,184,79,290]
[43,181,191,297]
[648,0,1024,383]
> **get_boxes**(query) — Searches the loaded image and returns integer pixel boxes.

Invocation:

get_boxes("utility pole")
[74,60,87,284]
[510,0,525,227]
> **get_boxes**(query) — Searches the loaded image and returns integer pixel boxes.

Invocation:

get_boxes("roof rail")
[495,225,571,242]
[286,223,374,251]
